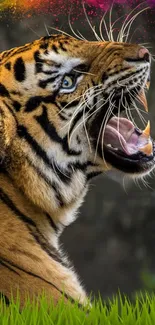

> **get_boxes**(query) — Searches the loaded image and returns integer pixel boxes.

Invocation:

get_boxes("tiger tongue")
[104,117,140,155]
[105,117,153,156]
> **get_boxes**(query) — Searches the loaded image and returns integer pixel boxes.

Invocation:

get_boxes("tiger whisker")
[60,85,104,130]
[73,69,96,77]
[129,27,144,43]
[94,92,115,164]
[54,159,73,182]
[115,90,128,153]
[47,26,75,40]
[26,24,41,38]
[44,23,50,36]
[82,2,102,41]
[125,6,149,43]
[76,30,87,41]
[126,82,148,122]
[100,10,112,41]
[117,2,147,42]
[127,88,147,125]
[57,86,102,120]
[100,96,116,167]
[83,103,92,154]
[109,2,114,42]
[68,88,113,148]
[72,87,111,128]
[121,96,138,129]
[68,88,107,144]
[99,11,107,41]
[68,10,86,41]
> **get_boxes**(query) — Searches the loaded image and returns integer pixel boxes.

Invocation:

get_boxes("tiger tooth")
[146,81,150,90]
[142,120,150,138]
[138,89,148,112]
[139,141,153,156]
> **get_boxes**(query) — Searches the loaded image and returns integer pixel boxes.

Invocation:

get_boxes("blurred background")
[0,0,155,300]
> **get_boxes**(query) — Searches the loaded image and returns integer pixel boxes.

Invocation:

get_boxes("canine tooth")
[138,89,148,112]
[139,141,153,156]
[146,81,150,90]
[142,120,150,137]
[107,144,112,147]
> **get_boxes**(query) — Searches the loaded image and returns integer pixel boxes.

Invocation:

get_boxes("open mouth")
[95,83,155,175]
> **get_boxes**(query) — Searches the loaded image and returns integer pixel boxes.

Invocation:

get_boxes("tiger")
[0,32,154,308]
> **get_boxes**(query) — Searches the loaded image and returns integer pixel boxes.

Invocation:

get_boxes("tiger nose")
[138,47,150,62]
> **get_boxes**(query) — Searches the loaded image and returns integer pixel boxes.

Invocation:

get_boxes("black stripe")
[11,45,31,57]
[0,83,10,97]
[35,105,81,156]
[25,94,57,112]
[0,292,10,306]
[60,100,80,109]
[58,112,68,121]
[118,69,143,82]
[0,256,63,293]
[13,100,21,112]
[51,44,59,53]
[14,57,26,82]
[52,182,64,207]
[0,256,83,308]
[17,125,72,184]
[25,156,65,208]
[39,42,48,50]
[25,96,42,112]
[34,50,44,73]
[76,135,81,144]
[62,135,81,156]
[104,68,144,93]
[0,188,36,228]
[102,72,108,83]
[51,182,64,208]
[11,90,21,96]
[43,70,58,75]
[36,105,62,143]
[0,188,63,264]
[1,48,15,60]
[87,171,102,181]
[59,41,67,52]
[0,259,20,276]
[39,76,59,89]
[46,213,58,232]
[69,160,97,171]
[5,62,11,71]
[73,64,90,73]
[3,101,18,123]
[27,225,63,264]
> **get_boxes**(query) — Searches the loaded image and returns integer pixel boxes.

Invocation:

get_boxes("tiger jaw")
[91,80,155,176]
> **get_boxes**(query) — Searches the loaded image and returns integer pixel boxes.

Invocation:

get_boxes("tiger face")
[0,34,154,181]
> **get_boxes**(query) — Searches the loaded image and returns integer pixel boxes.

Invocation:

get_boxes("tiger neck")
[0,169,87,249]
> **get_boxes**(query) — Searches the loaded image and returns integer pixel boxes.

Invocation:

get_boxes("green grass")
[1,292,155,324]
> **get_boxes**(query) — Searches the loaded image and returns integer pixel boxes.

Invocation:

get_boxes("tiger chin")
[0,33,154,308]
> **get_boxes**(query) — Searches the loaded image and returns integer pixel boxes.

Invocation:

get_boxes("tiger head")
[0,34,154,188]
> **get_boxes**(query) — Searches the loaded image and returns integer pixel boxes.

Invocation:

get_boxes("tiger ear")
[0,101,16,163]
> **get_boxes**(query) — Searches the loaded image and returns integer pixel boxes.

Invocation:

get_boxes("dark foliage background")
[1,1,155,300]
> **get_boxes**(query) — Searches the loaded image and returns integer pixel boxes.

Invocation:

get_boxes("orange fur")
[0,34,152,307]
